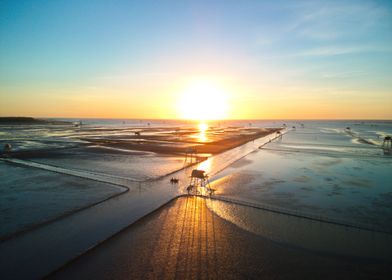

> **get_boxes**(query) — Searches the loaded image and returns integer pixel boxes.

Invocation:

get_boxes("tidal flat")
[1,119,391,279]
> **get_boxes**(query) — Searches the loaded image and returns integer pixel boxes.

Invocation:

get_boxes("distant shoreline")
[0,117,70,125]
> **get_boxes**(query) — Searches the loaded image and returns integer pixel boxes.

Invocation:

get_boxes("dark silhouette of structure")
[74,121,82,128]
[382,136,391,155]
[184,147,197,164]
[187,169,213,195]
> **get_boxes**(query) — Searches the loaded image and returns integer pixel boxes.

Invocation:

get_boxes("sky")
[0,0,391,119]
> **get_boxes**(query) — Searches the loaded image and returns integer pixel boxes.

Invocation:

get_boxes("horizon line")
[1,116,391,121]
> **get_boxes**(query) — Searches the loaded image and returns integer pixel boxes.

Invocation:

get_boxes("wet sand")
[8,127,279,160]
[80,127,280,155]
[49,196,391,280]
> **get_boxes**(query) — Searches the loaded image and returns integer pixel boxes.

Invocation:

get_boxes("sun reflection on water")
[198,123,209,142]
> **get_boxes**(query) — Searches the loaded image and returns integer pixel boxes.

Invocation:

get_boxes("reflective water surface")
[210,121,392,231]
[206,198,392,260]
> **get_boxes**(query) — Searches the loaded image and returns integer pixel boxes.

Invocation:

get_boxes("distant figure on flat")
[2,143,12,157]
[170,177,179,184]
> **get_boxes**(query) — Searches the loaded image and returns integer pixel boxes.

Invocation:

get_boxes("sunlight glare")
[178,80,229,120]
[198,123,208,132]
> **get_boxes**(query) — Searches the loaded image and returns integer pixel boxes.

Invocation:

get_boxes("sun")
[177,80,229,120]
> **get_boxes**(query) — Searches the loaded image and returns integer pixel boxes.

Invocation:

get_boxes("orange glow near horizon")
[177,80,230,121]
[1,83,392,120]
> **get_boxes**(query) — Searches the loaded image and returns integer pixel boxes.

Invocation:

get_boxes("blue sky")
[0,0,391,118]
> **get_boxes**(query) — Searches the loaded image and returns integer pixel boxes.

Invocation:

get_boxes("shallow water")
[206,198,392,260]
[207,120,392,242]
[0,161,124,239]
[28,147,185,181]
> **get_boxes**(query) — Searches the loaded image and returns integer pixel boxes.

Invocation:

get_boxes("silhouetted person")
[2,143,12,157]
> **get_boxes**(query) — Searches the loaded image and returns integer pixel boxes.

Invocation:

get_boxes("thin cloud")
[298,45,392,57]
[321,71,366,79]
[285,0,392,41]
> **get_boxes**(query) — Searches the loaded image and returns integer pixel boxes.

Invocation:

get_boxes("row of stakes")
[345,127,392,154]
